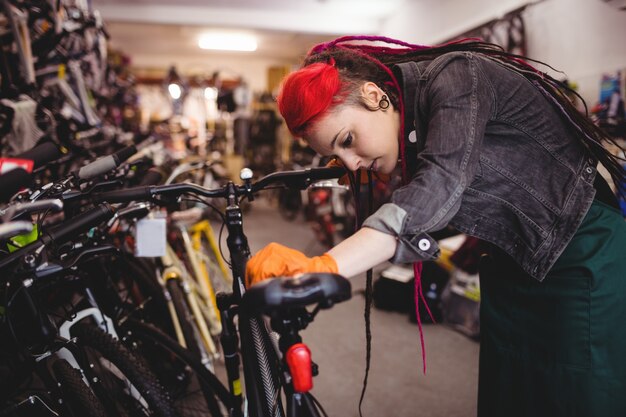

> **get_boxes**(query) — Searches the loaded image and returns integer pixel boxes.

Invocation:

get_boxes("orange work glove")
[326,158,390,185]
[245,242,338,287]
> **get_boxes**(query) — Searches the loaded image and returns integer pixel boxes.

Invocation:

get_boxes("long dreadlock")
[307,36,626,196]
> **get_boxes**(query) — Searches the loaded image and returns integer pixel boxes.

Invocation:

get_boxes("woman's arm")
[327,226,397,278]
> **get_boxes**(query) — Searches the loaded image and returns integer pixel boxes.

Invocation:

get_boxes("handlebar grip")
[252,166,346,193]
[16,142,62,169]
[78,156,117,180]
[0,168,33,202]
[308,166,345,180]
[77,145,137,180]
[93,186,153,203]
[113,145,137,165]
[45,204,114,245]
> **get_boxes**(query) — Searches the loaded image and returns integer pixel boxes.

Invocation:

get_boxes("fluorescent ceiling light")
[198,33,257,52]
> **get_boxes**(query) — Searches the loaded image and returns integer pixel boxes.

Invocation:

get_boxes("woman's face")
[305,83,400,175]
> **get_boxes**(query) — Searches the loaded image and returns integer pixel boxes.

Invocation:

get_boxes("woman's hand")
[245,243,338,287]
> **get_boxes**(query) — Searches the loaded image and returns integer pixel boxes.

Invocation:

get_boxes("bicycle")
[0,199,178,417]
[93,165,352,417]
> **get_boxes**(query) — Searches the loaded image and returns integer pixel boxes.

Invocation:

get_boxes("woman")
[246,36,626,417]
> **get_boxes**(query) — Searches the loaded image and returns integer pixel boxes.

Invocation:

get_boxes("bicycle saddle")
[242,273,351,315]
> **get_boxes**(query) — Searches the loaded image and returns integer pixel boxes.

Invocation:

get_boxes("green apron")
[478,200,626,417]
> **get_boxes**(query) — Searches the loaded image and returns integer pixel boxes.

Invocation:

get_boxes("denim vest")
[363,51,597,281]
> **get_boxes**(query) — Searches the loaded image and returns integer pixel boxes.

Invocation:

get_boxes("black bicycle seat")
[242,273,351,315]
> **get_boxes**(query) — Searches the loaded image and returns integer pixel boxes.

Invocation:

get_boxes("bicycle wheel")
[121,318,232,417]
[52,359,109,417]
[70,323,177,417]
[239,314,285,417]
[84,253,174,337]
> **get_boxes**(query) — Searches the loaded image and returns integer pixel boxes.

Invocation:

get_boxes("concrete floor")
[240,197,480,417]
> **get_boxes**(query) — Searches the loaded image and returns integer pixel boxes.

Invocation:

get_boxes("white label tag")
[135,217,166,257]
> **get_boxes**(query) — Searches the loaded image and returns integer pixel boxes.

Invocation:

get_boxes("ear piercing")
[378,95,390,110]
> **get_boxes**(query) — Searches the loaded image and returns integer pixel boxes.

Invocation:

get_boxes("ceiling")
[93,0,406,62]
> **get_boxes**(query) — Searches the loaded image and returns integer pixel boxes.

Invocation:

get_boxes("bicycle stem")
[224,182,250,300]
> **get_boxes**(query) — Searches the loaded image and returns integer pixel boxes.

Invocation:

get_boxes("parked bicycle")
[91,165,351,417]
[1,159,354,417]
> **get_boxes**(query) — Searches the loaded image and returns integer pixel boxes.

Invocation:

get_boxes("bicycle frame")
[209,183,281,417]
[159,241,219,365]
[218,182,324,417]
[88,165,346,416]
[180,220,229,332]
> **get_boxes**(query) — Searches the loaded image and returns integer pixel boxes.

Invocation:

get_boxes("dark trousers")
[477,201,626,417]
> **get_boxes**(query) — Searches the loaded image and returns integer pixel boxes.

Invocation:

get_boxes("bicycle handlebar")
[1,199,63,222]
[92,166,345,204]
[0,204,115,271]
[250,166,345,193]
[45,204,114,244]
[77,145,137,180]
[0,221,33,240]
[92,186,154,203]
[16,142,63,169]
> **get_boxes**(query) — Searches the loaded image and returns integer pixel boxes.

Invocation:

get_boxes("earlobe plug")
[378,95,390,110]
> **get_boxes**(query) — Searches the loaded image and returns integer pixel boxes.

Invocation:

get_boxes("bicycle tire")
[165,279,204,361]
[122,318,232,417]
[71,323,177,417]
[52,359,109,417]
[239,314,285,417]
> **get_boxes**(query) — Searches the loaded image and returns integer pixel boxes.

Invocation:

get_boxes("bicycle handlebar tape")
[286,343,313,393]
[138,167,163,186]
[93,186,153,204]
[45,204,114,246]
[0,168,33,202]
[16,142,62,169]
[77,145,137,180]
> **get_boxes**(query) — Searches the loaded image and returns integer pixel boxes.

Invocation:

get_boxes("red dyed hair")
[276,62,345,137]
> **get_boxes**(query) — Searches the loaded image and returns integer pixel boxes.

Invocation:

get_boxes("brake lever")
[106,202,152,228]
[1,199,64,222]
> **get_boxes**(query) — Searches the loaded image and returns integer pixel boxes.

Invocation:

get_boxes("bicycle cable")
[179,195,232,268]
[310,393,329,417]
[217,220,231,268]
